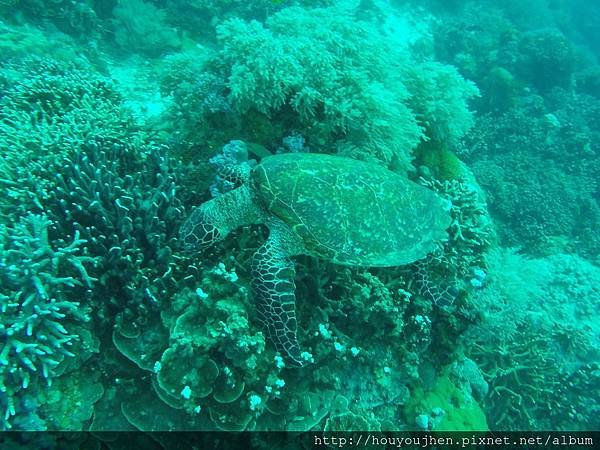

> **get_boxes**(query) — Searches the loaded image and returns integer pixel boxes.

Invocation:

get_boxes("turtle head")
[180,183,264,253]
[180,203,229,252]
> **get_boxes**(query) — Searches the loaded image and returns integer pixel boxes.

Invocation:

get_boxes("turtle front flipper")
[251,223,305,367]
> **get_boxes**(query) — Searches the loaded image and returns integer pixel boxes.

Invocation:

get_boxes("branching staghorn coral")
[0,57,132,218]
[43,135,190,330]
[0,214,96,429]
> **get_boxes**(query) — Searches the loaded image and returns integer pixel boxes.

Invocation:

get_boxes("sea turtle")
[180,151,452,367]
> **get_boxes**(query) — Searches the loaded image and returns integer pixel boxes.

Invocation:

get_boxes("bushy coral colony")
[0,0,599,435]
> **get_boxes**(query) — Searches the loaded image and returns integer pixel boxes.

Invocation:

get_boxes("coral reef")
[214,7,419,170]
[0,56,190,429]
[464,248,600,429]
[515,29,579,92]
[111,0,181,56]
[1,0,599,437]
[0,214,98,429]
[0,0,101,39]
[463,92,600,257]
[409,169,494,311]
[0,57,130,217]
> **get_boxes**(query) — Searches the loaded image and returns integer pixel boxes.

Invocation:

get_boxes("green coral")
[414,141,464,181]
[39,365,104,430]
[404,373,488,431]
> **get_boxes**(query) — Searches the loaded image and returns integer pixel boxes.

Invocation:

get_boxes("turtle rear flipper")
[251,223,304,367]
[414,258,459,307]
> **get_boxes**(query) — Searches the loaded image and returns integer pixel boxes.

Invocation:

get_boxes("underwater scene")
[0,0,599,439]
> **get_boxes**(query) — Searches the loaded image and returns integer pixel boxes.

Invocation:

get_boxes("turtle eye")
[180,210,222,252]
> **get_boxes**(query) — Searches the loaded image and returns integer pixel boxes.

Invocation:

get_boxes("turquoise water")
[0,0,598,434]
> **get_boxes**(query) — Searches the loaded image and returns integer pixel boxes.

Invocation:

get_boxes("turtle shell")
[252,153,451,266]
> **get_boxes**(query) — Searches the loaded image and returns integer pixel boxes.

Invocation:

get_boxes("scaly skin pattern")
[251,221,304,366]
[180,183,263,251]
